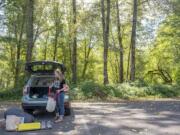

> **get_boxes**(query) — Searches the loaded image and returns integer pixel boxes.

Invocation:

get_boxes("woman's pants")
[56,92,65,116]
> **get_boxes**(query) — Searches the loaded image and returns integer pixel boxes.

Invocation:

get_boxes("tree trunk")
[14,6,26,88]
[43,32,49,60]
[26,0,34,63]
[126,44,131,81]
[72,0,77,83]
[130,0,137,81]
[116,0,124,83]
[110,30,120,83]
[53,24,59,61]
[81,39,92,79]
[10,43,16,76]
[53,3,60,61]
[14,19,25,87]
[101,0,110,85]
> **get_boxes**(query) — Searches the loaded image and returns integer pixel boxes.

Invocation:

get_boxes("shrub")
[0,88,22,100]
[70,81,180,100]
[148,84,179,97]
[111,83,147,99]
[80,80,100,98]
[1,81,179,101]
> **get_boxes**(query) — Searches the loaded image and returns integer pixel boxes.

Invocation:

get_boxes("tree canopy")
[0,0,179,91]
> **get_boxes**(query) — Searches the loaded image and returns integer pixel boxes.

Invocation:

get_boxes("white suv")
[21,61,71,115]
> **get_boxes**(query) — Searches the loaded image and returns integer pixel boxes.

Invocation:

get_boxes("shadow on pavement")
[74,101,180,135]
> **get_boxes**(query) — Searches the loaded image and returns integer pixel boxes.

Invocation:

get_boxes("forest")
[0,0,179,100]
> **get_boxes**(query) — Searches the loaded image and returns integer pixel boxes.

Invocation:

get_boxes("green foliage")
[146,84,180,98]
[80,81,99,98]
[70,81,119,100]
[0,88,22,101]
[144,11,180,84]
[0,80,179,101]
[175,68,180,84]
[109,83,147,99]
[70,81,180,101]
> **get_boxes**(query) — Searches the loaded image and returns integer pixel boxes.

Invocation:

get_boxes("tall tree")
[72,0,77,83]
[52,1,61,61]
[101,0,111,85]
[26,0,34,63]
[43,32,49,60]
[116,0,123,83]
[130,0,137,81]
[14,5,26,88]
[81,37,93,79]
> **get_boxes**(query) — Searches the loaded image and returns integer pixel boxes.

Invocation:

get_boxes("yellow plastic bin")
[17,122,41,131]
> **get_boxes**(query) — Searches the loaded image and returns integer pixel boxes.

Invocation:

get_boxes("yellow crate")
[17,122,41,131]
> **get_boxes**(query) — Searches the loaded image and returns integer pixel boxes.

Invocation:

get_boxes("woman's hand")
[63,84,69,92]
[56,84,69,93]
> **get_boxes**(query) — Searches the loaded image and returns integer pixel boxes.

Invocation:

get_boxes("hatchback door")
[25,61,66,74]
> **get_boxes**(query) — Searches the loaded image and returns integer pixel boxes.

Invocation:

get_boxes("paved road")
[0,101,180,135]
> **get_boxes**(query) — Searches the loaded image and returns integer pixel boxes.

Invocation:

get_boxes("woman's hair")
[54,68,64,81]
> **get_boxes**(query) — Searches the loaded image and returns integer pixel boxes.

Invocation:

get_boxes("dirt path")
[0,101,180,135]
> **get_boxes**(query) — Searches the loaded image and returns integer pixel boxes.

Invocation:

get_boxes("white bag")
[6,115,21,131]
[46,97,56,112]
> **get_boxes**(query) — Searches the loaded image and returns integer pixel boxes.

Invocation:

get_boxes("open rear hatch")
[25,61,65,100]
[28,76,54,100]
[25,61,66,74]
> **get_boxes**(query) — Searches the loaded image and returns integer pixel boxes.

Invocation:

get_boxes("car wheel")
[65,108,71,116]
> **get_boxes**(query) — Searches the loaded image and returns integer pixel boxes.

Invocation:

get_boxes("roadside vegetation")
[0,0,179,101]
[71,81,180,100]
[1,80,180,101]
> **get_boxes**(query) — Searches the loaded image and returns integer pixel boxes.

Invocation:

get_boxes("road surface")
[0,101,180,135]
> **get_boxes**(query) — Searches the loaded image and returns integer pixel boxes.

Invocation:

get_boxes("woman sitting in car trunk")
[50,68,69,123]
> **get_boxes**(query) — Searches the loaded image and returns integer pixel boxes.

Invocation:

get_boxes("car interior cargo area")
[29,87,49,99]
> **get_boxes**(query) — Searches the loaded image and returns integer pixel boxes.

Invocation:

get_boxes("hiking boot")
[54,113,59,120]
[55,116,63,123]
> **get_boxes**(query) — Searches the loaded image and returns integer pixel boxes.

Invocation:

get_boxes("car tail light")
[23,85,29,96]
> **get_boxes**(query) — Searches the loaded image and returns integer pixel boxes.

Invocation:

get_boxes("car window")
[28,76,54,87]
[31,65,54,72]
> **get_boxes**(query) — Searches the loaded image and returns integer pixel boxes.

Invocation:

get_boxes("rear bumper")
[22,99,71,110]
[22,102,47,110]
[22,102,71,110]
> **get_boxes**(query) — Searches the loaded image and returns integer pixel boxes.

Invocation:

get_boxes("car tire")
[65,108,71,116]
